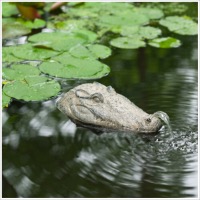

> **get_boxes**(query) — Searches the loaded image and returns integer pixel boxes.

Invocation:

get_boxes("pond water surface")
[2,33,198,197]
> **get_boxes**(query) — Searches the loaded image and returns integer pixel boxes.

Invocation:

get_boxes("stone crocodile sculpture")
[56,82,165,133]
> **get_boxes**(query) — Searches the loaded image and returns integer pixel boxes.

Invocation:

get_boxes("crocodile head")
[56,82,163,133]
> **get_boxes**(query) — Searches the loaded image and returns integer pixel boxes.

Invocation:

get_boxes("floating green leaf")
[120,26,161,40]
[39,60,97,78]
[73,29,98,43]
[110,37,146,49]
[28,32,87,51]
[2,22,31,39]
[148,37,181,48]
[17,18,46,29]
[2,18,46,39]
[88,44,112,59]
[2,2,19,17]
[139,26,162,39]
[99,12,149,27]
[83,2,134,11]
[69,44,111,59]
[134,7,164,19]
[39,53,110,79]
[2,92,11,108]
[120,26,140,37]
[3,46,23,64]
[3,64,40,81]
[69,45,92,59]
[159,3,188,15]
[48,18,89,32]
[23,76,50,86]
[68,7,99,18]
[3,76,61,101]
[88,64,110,79]
[11,43,59,61]
[159,16,198,35]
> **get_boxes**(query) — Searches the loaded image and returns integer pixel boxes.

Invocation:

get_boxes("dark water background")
[2,5,198,198]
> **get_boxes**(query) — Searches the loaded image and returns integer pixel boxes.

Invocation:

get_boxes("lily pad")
[39,52,110,79]
[83,2,133,11]
[3,76,61,101]
[2,92,11,108]
[24,76,51,86]
[69,44,111,59]
[135,7,164,19]
[3,46,23,63]
[120,26,140,37]
[69,45,92,59]
[120,26,161,40]
[2,18,46,39]
[17,18,46,29]
[28,32,87,51]
[148,37,181,48]
[110,37,146,49]
[139,26,162,39]
[11,43,59,61]
[159,16,198,35]
[48,18,89,32]
[88,44,112,59]
[156,3,188,15]
[2,2,19,17]
[88,64,111,79]
[3,64,40,81]
[2,22,31,39]
[73,29,98,43]
[99,12,149,27]
[68,7,99,18]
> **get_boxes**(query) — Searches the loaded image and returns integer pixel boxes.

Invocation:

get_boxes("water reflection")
[3,103,198,197]
[2,35,198,197]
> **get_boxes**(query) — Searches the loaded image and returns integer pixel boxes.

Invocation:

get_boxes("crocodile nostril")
[146,118,151,123]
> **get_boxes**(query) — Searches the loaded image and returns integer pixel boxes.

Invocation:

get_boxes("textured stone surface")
[56,82,162,133]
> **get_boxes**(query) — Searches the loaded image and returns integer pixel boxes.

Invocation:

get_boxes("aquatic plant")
[2,2,197,107]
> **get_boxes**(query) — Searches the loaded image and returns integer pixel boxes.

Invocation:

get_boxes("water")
[151,111,171,133]
[2,35,198,197]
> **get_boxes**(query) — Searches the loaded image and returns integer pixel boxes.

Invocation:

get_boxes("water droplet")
[152,111,172,133]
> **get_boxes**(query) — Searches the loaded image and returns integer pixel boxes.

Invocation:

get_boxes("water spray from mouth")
[151,111,172,133]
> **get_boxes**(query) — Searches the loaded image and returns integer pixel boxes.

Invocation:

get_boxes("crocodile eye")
[93,96,101,103]
[146,118,151,123]
[91,93,104,103]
